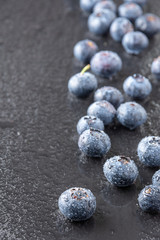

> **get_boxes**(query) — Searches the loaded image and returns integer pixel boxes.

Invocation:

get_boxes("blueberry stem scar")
[81,64,91,75]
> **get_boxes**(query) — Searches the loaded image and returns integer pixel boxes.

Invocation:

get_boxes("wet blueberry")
[77,115,104,135]
[122,31,149,55]
[123,0,147,7]
[138,185,160,213]
[78,128,111,157]
[152,170,160,186]
[123,74,152,100]
[103,156,139,187]
[94,86,124,109]
[151,56,160,80]
[73,39,98,64]
[88,9,116,35]
[80,0,101,13]
[68,66,97,98]
[117,101,147,130]
[90,51,122,78]
[58,187,96,221]
[87,100,116,125]
[118,3,143,22]
[110,17,134,42]
[135,13,160,37]
[137,136,160,167]
[93,0,116,13]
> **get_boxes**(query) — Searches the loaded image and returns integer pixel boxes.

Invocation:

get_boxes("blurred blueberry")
[73,39,98,64]
[117,101,147,130]
[90,51,122,78]
[88,9,116,35]
[93,0,116,13]
[68,72,97,98]
[122,31,149,55]
[94,86,124,109]
[135,13,160,37]
[58,187,96,221]
[123,0,147,7]
[80,0,101,13]
[77,115,104,135]
[87,100,116,125]
[151,56,160,80]
[138,185,160,213]
[110,17,134,42]
[123,74,152,99]
[103,156,139,187]
[152,170,160,186]
[137,136,160,167]
[118,3,143,22]
[78,128,111,157]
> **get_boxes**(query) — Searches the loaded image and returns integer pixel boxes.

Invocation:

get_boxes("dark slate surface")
[0,0,160,239]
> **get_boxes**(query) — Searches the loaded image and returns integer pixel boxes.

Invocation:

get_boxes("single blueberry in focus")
[151,56,160,80]
[80,0,101,13]
[78,128,111,157]
[68,68,97,98]
[137,136,160,167]
[110,17,134,42]
[58,187,96,221]
[123,0,147,7]
[138,185,160,213]
[73,39,98,64]
[87,100,116,125]
[135,13,160,37]
[118,3,143,22]
[88,9,116,35]
[152,170,160,186]
[94,86,124,109]
[122,31,149,55]
[123,74,152,99]
[117,101,147,130]
[77,115,104,135]
[103,156,139,187]
[90,51,122,78]
[93,0,116,13]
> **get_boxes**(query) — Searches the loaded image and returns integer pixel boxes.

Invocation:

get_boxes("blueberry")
[73,39,98,64]
[117,101,147,130]
[110,17,134,42]
[88,9,116,36]
[152,170,160,187]
[123,74,152,100]
[138,185,160,213]
[93,0,116,13]
[78,128,111,157]
[80,0,101,13]
[118,3,143,22]
[87,100,116,125]
[68,70,97,98]
[151,56,160,80]
[90,51,122,78]
[58,187,96,221]
[77,115,104,135]
[123,0,147,7]
[135,13,160,37]
[94,86,124,109]
[103,156,139,187]
[137,136,160,167]
[122,31,149,55]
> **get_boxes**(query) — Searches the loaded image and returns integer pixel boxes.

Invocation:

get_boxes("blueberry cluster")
[58,0,160,221]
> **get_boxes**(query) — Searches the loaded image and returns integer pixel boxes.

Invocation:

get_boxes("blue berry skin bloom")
[151,56,160,80]
[87,100,116,125]
[90,51,122,78]
[123,74,152,100]
[117,102,147,130]
[152,170,160,187]
[103,156,139,187]
[138,185,160,213]
[118,3,143,22]
[78,128,111,157]
[77,115,104,135]
[58,187,96,221]
[137,136,160,167]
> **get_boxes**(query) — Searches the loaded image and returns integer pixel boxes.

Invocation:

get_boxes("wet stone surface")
[0,0,160,239]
